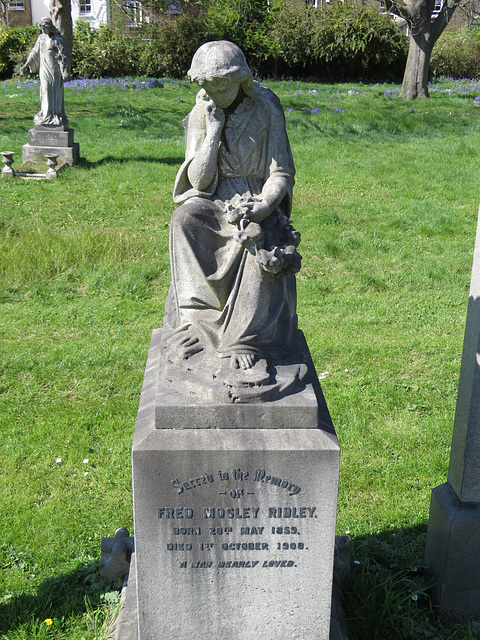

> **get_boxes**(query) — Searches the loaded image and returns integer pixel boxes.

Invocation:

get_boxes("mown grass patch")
[1,75,480,638]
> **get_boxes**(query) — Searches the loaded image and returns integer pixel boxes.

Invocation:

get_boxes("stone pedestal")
[22,124,79,165]
[425,483,480,618]
[122,329,340,640]
[425,204,480,619]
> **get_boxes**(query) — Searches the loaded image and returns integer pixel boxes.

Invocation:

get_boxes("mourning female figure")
[162,41,303,397]
[20,18,69,127]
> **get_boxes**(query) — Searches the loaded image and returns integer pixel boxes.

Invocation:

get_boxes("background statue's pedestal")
[120,329,341,640]
[22,124,79,165]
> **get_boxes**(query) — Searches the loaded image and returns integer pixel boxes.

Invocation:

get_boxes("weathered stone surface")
[20,19,79,166]
[425,483,480,618]
[115,554,139,640]
[100,528,134,581]
[129,330,340,640]
[153,328,333,430]
[117,545,349,640]
[447,206,480,504]
[425,204,480,619]
[122,41,341,640]
[161,41,302,398]
[1,151,15,178]
[28,125,74,147]
[20,18,70,128]
[22,137,79,166]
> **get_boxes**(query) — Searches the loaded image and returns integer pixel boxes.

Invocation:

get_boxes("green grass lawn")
[1,75,480,639]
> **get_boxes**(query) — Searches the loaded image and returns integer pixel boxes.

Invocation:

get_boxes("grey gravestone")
[425,204,480,619]
[22,123,79,166]
[121,329,340,640]
[119,41,341,639]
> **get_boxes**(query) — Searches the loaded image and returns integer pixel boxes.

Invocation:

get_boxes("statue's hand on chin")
[205,101,225,134]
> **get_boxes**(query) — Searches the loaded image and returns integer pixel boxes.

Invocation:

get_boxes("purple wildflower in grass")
[287,108,294,112]
[311,108,320,114]
[334,108,342,114]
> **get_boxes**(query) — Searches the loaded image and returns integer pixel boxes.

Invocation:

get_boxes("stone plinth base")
[116,545,349,640]
[425,482,480,619]
[22,124,79,165]
[155,326,333,430]
[128,329,340,640]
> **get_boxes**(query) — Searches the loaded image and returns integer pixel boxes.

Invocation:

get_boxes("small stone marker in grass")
[425,203,480,620]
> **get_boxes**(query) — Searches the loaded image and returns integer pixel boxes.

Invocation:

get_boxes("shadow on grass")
[0,561,121,634]
[77,155,183,169]
[2,525,473,639]
[341,524,476,640]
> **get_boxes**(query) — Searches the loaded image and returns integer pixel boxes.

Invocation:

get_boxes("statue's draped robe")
[25,33,67,126]
[163,83,299,361]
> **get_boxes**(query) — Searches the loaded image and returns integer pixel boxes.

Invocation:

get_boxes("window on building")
[9,0,25,10]
[79,0,92,13]
[127,0,142,25]
[305,0,333,8]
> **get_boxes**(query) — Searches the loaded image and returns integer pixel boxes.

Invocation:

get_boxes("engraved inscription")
[172,473,214,494]
[221,542,269,550]
[268,507,316,518]
[173,527,201,535]
[254,469,301,495]
[240,527,264,534]
[159,466,315,571]
[158,507,193,518]
[169,467,301,496]
[204,507,260,519]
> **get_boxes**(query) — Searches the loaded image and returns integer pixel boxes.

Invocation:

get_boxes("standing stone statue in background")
[20,17,69,127]
[161,40,303,401]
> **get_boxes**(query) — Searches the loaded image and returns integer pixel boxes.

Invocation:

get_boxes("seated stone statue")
[20,17,69,127]
[161,41,304,401]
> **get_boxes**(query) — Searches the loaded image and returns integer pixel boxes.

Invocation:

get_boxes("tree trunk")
[50,0,73,61]
[400,29,435,99]
[1,0,9,27]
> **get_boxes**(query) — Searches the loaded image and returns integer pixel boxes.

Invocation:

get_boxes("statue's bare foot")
[171,327,203,361]
[227,355,271,387]
[231,352,257,370]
